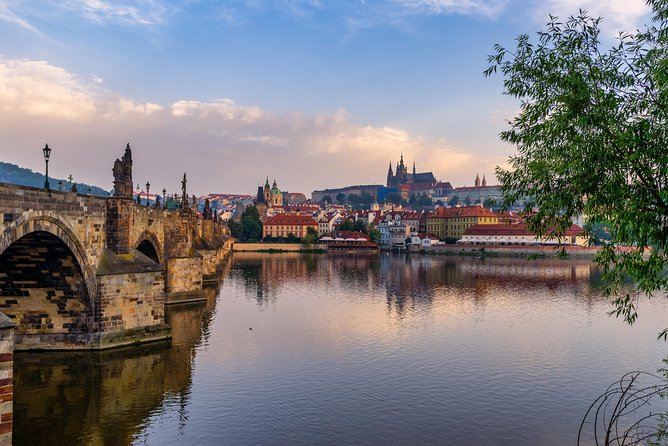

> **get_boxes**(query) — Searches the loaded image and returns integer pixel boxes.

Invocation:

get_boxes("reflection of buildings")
[231,253,600,320]
[13,288,220,446]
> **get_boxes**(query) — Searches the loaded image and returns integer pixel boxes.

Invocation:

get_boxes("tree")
[485,2,668,336]
[303,226,318,245]
[448,195,459,206]
[241,206,262,242]
[463,196,471,206]
[385,192,403,205]
[322,195,332,204]
[336,192,346,203]
[483,198,496,209]
[369,227,381,244]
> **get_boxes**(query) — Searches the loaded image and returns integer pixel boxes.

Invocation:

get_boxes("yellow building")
[426,206,498,240]
[262,214,317,239]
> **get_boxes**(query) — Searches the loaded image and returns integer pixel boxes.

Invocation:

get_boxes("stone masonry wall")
[0,184,106,277]
[0,314,14,446]
[128,206,167,261]
[166,257,203,295]
[96,271,164,332]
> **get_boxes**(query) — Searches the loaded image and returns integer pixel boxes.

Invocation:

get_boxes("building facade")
[426,205,499,240]
[262,214,317,239]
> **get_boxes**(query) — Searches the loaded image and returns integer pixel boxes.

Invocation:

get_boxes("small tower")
[475,173,480,188]
[264,177,271,203]
[482,174,487,187]
[412,161,416,176]
[387,162,394,187]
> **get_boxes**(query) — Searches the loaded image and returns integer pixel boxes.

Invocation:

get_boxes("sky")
[0,0,653,196]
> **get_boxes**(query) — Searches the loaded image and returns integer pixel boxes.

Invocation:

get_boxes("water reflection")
[14,284,220,446]
[13,254,668,446]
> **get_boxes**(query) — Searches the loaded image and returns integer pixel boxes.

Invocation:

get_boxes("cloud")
[391,0,506,18]
[0,58,489,195]
[535,0,651,34]
[63,0,169,26]
[0,2,40,32]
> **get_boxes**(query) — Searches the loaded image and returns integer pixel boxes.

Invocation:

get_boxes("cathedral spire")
[413,161,416,175]
[475,173,480,188]
[387,162,394,187]
[482,174,487,187]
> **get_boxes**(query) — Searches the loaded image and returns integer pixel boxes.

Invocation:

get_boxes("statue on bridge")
[181,173,188,207]
[113,143,134,199]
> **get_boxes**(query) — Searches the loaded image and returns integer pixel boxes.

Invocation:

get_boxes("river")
[14,253,668,445]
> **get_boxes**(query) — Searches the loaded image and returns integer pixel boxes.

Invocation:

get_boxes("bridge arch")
[0,212,97,333]
[135,230,163,265]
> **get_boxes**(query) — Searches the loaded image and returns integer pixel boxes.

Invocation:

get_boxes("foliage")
[336,192,346,203]
[448,195,459,206]
[483,198,497,209]
[409,192,433,209]
[385,192,404,205]
[463,196,471,206]
[0,162,109,196]
[303,226,318,245]
[337,219,369,234]
[321,195,332,204]
[486,2,668,337]
[369,227,381,244]
[228,205,262,242]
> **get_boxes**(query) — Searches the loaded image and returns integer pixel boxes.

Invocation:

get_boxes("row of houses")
[258,204,586,249]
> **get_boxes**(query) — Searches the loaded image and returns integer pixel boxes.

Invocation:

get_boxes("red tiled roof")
[264,214,318,225]
[463,222,583,237]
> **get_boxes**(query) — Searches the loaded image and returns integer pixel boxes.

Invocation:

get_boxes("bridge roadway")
[0,150,231,351]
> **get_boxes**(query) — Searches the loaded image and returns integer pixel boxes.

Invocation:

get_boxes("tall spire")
[482,174,487,187]
[387,162,394,187]
[265,176,270,188]
[400,153,405,169]
[413,161,416,175]
[475,173,480,188]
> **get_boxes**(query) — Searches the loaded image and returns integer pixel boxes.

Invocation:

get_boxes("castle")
[386,154,436,189]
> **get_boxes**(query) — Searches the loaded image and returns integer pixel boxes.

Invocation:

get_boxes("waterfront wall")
[423,244,601,258]
[233,243,327,252]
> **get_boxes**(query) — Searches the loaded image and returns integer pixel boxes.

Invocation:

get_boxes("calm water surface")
[14,253,668,445]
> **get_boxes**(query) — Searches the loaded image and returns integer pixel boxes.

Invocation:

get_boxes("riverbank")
[232,242,327,253]
[421,244,602,258]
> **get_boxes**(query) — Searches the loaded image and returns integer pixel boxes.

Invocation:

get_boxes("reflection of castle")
[386,154,436,188]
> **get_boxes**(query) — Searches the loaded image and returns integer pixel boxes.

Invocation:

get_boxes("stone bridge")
[0,145,232,350]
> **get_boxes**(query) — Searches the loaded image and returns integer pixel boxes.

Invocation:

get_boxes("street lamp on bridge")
[162,188,166,208]
[146,181,151,206]
[42,144,51,190]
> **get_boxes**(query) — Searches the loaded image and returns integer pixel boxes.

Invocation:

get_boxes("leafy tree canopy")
[486,2,668,335]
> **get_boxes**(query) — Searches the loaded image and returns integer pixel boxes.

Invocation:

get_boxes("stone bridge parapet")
[0,146,231,350]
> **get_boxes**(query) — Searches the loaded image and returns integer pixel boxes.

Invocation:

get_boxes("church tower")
[475,173,480,188]
[482,174,487,187]
[387,162,394,187]
[264,177,271,203]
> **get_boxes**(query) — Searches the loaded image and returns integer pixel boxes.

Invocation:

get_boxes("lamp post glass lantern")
[42,144,51,189]
[162,188,166,208]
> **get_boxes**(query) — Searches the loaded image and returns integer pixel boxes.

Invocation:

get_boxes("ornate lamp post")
[42,144,51,189]
[162,188,166,208]
[146,181,151,206]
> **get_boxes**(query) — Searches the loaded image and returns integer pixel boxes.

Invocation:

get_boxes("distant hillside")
[0,162,109,197]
